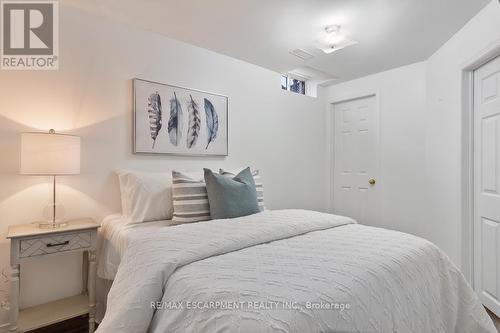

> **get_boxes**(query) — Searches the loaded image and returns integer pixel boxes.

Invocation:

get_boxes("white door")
[474,55,500,317]
[332,95,378,223]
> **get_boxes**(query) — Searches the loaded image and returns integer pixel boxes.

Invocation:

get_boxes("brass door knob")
[368,179,376,185]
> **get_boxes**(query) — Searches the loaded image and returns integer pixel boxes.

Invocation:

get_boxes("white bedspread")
[97,215,172,280]
[97,209,496,333]
[96,216,174,322]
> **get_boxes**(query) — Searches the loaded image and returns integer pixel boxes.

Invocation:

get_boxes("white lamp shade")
[20,132,81,175]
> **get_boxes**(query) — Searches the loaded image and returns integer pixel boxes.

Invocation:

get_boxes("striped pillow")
[171,171,211,224]
[220,168,265,211]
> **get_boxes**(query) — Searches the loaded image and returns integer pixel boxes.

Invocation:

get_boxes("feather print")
[186,95,201,149]
[147,92,162,149]
[204,98,219,149]
[168,92,183,146]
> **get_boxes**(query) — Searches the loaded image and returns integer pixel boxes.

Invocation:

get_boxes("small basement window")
[281,75,306,95]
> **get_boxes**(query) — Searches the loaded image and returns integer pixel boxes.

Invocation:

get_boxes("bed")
[96,214,174,321]
[95,209,496,333]
[97,214,174,281]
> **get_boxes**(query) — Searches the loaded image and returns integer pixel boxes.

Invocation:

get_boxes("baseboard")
[0,323,9,333]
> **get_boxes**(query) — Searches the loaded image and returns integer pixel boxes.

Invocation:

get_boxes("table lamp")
[20,129,81,228]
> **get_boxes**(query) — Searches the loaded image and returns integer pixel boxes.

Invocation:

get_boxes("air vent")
[289,49,314,60]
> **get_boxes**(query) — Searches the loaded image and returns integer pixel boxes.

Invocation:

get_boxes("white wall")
[425,0,500,279]
[325,0,500,274]
[325,62,428,240]
[0,4,327,325]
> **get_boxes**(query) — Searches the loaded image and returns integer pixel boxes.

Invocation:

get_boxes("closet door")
[332,95,378,224]
[473,55,500,317]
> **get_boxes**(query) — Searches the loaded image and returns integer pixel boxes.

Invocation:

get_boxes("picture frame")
[133,78,228,156]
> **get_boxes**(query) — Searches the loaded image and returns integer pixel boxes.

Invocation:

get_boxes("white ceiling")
[63,0,491,85]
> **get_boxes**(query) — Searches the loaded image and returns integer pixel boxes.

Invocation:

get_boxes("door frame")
[326,92,380,214]
[460,38,500,285]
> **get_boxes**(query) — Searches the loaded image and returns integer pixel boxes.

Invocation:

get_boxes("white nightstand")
[6,219,99,333]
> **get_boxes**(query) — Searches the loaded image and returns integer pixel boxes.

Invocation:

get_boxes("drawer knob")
[46,240,69,247]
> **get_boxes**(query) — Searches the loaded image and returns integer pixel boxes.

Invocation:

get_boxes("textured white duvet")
[97,210,496,333]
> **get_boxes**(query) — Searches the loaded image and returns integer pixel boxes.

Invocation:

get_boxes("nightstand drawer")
[19,232,92,258]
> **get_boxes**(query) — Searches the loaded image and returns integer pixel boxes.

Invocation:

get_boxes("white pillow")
[115,169,173,224]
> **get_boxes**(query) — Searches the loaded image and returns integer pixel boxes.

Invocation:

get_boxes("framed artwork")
[133,78,228,156]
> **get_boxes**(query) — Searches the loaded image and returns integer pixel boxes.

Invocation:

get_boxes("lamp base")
[38,221,68,229]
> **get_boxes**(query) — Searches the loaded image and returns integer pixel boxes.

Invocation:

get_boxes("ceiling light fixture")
[324,25,345,44]
[316,24,357,54]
